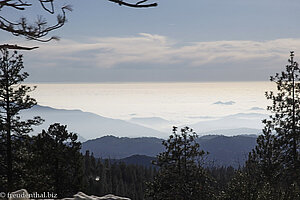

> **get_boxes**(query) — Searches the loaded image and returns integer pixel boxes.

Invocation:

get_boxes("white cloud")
[17,34,300,69]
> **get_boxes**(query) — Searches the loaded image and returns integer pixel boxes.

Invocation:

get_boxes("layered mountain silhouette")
[20,105,260,167]
[82,135,257,167]
[20,105,166,140]
[129,113,266,135]
[189,113,267,133]
[82,135,164,158]
[21,105,265,141]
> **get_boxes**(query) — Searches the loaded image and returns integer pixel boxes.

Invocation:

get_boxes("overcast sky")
[1,0,300,82]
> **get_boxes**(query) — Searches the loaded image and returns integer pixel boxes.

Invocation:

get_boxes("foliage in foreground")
[0,49,42,192]
[223,52,300,200]
[145,127,216,200]
[82,151,157,200]
[0,123,83,198]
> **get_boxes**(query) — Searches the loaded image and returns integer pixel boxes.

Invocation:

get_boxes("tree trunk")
[5,54,12,192]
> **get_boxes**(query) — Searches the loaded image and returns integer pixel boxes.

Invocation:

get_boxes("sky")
[1,0,300,82]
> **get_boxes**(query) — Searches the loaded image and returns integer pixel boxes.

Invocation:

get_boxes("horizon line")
[24,80,272,84]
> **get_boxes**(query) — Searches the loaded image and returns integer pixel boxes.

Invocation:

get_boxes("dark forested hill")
[82,135,257,167]
[119,155,156,168]
[81,135,164,159]
[198,135,257,167]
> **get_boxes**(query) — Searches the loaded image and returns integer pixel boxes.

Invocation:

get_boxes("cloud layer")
[21,34,300,67]
[15,34,300,82]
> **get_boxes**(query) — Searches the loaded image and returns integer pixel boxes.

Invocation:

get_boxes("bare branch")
[108,0,157,8]
[0,0,157,42]
[0,44,38,50]
[136,0,147,5]
[0,0,31,10]
[39,0,55,14]
[0,5,70,42]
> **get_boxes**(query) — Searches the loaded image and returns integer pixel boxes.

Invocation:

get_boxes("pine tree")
[259,51,300,190]
[0,49,42,192]
[29,123,83,198]
[233,52,300,199]
[146,126,215,200]
[82,152,158,200]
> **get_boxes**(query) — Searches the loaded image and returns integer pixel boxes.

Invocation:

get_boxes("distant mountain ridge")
[189,113,268,133]
[20,105,259,167]
[82,134,258,167]
[128,113,267,135]
[199,128,261,136]
[198,135,257,166]
[20,105,267,140]
[20,105,166,140]
[82,135,164,159]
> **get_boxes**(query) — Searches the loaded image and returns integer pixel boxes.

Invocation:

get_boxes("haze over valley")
[21,82,272,140]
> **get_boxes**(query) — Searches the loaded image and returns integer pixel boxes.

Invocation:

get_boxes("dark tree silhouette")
[27,123,82,198]
[0,49,42,192]
[146,126,215,200]
[224,52,300,199]
[82,151,157,200]
[261,51,300,186]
